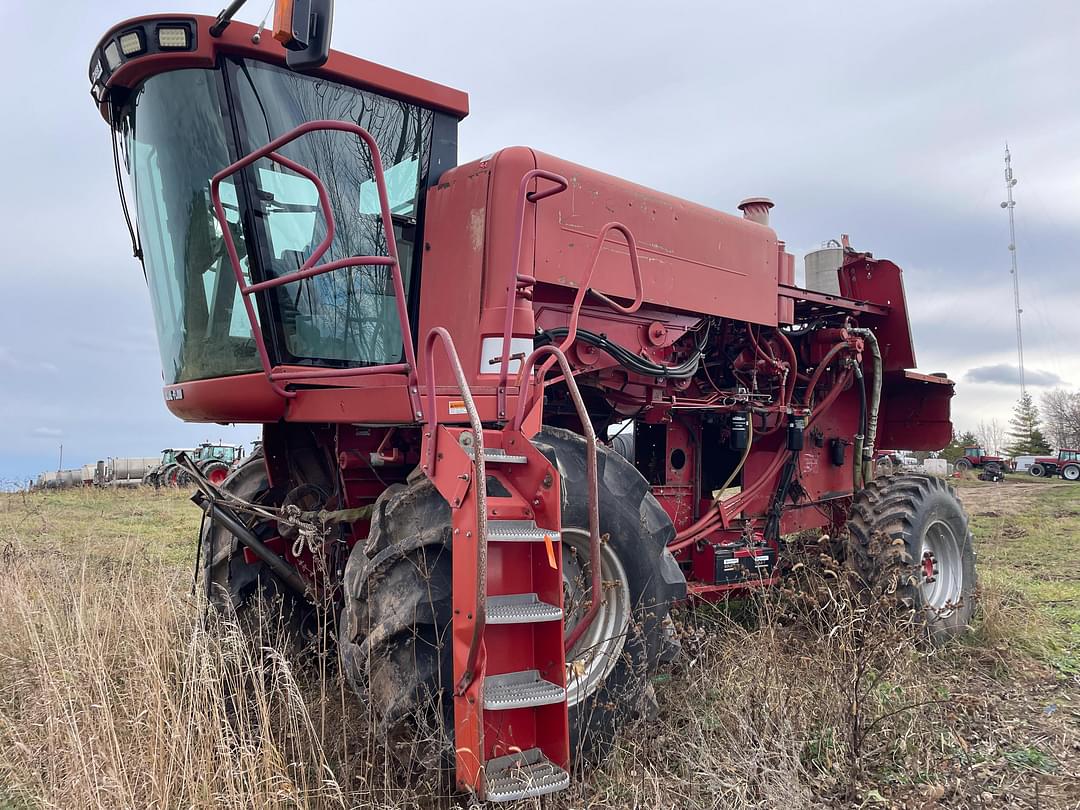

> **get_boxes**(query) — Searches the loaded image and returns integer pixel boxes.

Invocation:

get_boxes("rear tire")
[846,473,977,640]
[954,458,973,472]
[1064,464,1080,482]
[338,426,684,770]
[202,460,231,486]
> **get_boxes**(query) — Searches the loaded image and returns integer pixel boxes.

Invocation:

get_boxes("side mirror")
[274,0,334,72]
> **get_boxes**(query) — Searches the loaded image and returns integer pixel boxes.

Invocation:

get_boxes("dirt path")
[956,479,1071,516]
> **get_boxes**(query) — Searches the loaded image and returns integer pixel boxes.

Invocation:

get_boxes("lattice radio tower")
[1000,145,1026,399]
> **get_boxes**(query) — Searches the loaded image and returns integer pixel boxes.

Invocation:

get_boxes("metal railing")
[421,326,488,693]
[496,169,569,419]
[210,120,420,415]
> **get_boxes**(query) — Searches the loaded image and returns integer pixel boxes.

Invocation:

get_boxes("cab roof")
[90,13,469,123]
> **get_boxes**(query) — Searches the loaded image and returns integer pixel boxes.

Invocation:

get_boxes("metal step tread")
[485,748,570,802]
[487,593,563,624]
[484,669,566,710]
[468,446,528,464]
[486,519,559,543]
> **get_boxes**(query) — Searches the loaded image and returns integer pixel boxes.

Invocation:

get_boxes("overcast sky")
[1,0,1077,484]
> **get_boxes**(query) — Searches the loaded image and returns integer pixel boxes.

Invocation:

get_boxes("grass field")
[0,476,1077,809]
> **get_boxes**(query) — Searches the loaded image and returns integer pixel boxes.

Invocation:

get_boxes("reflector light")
[90,59,103,84]
[104,41,122,71]
[157,27,189,49]
[119,31,144,56]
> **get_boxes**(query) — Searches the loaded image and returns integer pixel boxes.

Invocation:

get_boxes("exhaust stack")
[738,196,774,226]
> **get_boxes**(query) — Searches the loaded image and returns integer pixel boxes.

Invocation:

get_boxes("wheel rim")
[561,527,631,708]
[1065,466,1080,481]
[919,519,964,616]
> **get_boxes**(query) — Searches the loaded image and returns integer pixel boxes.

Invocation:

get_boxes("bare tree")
[975,418,1007,455]
[1041,389,1080,449]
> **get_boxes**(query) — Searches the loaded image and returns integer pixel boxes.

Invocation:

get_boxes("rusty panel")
[490,150,780,325]
[418,162,493,389]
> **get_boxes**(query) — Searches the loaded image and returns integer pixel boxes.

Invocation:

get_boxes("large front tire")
[338,426,684,769]
[846,474,977,639]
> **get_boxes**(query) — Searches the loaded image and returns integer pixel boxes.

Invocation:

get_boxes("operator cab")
[89,14,467,409]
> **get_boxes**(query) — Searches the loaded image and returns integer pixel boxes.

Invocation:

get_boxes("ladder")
[422,328,574,801]
[420,172,643,801]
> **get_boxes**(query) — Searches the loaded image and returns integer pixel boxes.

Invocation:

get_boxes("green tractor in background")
[142,448,192,488]
[144,443,245,487]
[176,442,245,486]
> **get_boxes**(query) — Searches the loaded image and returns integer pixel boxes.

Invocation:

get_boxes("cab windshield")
[120,61,432,384]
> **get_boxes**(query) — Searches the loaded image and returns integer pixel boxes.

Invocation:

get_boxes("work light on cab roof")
[87,2,975,802]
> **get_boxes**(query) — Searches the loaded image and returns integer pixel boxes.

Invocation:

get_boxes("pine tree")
[1005,394,1052,456]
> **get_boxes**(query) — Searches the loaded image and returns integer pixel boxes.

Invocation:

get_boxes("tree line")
[941,388,1080,462]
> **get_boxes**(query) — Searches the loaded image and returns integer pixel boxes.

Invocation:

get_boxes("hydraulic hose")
[848,328,882,485]
[852,364,867,490]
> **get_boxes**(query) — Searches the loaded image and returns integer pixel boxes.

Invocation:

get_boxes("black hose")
[853,364,868,489]
[765,450,799,542]
[537,325,706,379]
[192,492,309,597]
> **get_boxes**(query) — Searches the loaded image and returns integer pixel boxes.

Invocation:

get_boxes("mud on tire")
[337,426,685,771]
[845,473,977,640]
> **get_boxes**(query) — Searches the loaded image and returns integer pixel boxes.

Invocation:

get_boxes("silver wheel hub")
[561,528,631,707]
[919,518,963,616]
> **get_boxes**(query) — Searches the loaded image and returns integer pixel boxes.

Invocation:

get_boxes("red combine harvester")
[1030,449,1080,480]
[88,4,976,801]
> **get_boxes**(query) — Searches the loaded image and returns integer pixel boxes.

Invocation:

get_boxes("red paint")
[90,22,960,798]
[93,14,468,122]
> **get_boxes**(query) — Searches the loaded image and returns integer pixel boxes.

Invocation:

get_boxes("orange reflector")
[273,0,296,45]
[543,534,557,569]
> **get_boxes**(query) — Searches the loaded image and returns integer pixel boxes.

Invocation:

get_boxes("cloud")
[964,364,1063,387]
[30,427,63,438]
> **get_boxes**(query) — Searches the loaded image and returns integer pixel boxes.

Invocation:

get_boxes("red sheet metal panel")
[839,254,917,372]
[476,149,780,325]
[878,370,955,451]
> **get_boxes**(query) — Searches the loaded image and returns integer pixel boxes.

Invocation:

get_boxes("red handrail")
[511,344,602,652]
[209,120,420,414]
[421,327,488,693]
[536,221,645,384]
[496,169,569,418]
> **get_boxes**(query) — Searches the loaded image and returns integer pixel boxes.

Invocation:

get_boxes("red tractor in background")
[954,446,1008,476]
[88,3,977,802]
[1030,449,1080,481]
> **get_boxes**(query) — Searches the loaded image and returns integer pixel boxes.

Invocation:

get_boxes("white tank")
[81,464,96,484]
[804,243,844,295]
[56,469,83,488]
[109,457,159,482]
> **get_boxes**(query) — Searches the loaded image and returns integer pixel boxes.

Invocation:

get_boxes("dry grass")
[0,482,1077,809]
